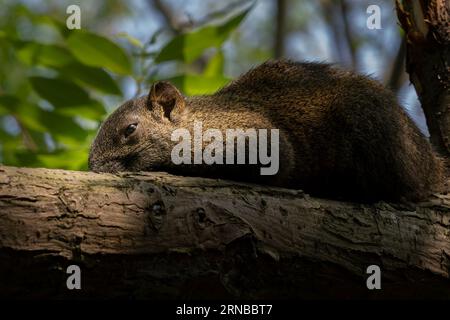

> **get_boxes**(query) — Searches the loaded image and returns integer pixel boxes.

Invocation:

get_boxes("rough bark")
[396,0,450,158]
[0,166,449,299]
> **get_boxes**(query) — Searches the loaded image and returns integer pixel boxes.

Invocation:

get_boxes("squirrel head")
[88,81,186,173]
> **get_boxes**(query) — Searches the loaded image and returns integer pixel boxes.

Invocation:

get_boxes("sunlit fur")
[89,60,445,202]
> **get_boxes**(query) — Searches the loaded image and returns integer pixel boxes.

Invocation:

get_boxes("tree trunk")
[396,0,450,158]
[0,165,449,299]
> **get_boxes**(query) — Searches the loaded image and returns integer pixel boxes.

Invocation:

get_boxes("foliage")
[0,3,250,170]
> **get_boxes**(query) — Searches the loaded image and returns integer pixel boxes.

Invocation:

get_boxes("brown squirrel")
[89,60,444,202]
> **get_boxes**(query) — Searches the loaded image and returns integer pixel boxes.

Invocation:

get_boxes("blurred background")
[0,0,425,170]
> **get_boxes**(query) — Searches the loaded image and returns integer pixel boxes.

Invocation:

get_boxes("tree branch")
[150,0,190,34]
[274,0,287,58]
[396,0,450,158]
[321,0,345,65]
[0,165,449,299]
[339,0,357,69]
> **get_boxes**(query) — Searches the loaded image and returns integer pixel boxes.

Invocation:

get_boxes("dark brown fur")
[89,60,444,202]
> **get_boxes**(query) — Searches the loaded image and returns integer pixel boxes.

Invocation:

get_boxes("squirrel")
[89,60,445,202]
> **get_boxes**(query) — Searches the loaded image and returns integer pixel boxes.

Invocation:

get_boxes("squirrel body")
[89,60,444,202]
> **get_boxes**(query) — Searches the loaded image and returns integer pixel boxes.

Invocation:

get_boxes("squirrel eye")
[124,123,138,137]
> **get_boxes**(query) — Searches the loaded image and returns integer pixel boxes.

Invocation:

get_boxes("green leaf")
[59,63,122,95]
[36,44,75,67]
[42,113,90,146]
[14,105,47,133]
[10,147,88,170]
[0,95,20,115]
[37,148,89,171]
[4,149,41,168]
[17,43,75,67]
[168,74,230,95]
[204,50,224,77]
[54,103,105,121]
[29,76,106,120]
[115,32,143,48]
[0,133,22,165]
[0,126,18,145]
[67,30,132,75]
[16,4,68,37]
[12,103,90,145]
[30,76,89,106]
[18,42,121,95]
[155,8,250,63]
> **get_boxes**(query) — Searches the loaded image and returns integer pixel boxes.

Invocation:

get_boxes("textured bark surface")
[396,0,450,158]
[0,165,449,299]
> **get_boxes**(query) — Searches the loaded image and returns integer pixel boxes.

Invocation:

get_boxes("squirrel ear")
[148,81,185,121]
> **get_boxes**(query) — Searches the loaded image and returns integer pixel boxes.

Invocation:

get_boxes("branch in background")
[150,0,191,34]
[320,0,349,67]
[339,0,357,69]
[189,0,253,73]
[138,0,188,96]
[385,38,407,93]
[396,0,450,159]
[148,0,251,75]
[274,0,287,58]
[151,0,252,33]
[13,115,38,152]
[195,1,252,27]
